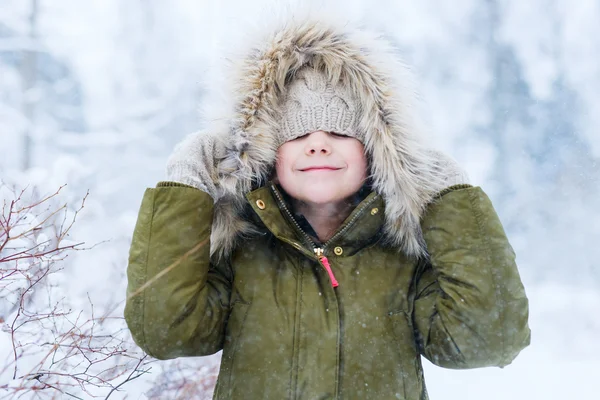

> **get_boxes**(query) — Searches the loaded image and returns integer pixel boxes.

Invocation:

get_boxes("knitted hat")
[279,67,363,145]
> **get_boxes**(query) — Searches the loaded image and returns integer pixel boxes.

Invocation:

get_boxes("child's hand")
[428,149,471,188]
[166,131,227,201]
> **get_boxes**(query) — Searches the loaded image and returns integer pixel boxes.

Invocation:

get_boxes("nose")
[304,131,331,155]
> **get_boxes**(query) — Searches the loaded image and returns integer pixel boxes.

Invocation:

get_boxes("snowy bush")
[0,183,150,398]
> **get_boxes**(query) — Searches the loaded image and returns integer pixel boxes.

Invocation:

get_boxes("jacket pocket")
[388,307,427,400]
[213,301,250,400]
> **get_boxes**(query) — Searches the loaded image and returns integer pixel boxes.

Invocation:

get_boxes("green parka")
[125,180,530,399]
[125,19,530,399]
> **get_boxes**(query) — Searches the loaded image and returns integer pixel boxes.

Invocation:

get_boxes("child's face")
[275,130,368,206]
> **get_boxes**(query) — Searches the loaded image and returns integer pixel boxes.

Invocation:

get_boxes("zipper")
[270,183,319,250]
[270,183,380,288]
[314,247,338,287]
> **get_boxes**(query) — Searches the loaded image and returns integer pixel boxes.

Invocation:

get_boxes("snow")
[425,283,600,399]
[1,0,598,398]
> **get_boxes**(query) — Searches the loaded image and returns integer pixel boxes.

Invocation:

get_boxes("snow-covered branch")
[0,183,151,399]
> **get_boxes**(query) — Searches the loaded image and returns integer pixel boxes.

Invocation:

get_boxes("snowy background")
[1,0,598,398]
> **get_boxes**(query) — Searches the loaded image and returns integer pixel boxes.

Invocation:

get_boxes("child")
[125,19,530,400]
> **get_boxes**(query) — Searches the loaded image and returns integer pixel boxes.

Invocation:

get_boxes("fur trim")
[204,18,449,261]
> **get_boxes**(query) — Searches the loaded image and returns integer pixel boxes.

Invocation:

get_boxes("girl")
[125,19,530,400]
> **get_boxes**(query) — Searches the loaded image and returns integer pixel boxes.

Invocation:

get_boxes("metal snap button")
[334,246,343,256]
[256,199,266,210]
[370,207,379,215]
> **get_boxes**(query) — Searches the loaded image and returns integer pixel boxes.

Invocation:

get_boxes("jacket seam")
[467,189,504,363]
[434,184,473,199]
[226,303,251,397]
[334,279,341,399]
[290,263,303,399]
[156,180,197,189]
[141,189,156,358]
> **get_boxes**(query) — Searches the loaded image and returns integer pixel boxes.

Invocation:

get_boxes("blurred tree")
[478,0,599,282]
[20,0,37,171]
[0,1,85,172]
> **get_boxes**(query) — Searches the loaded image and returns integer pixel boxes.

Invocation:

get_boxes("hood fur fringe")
[204,19,449,262]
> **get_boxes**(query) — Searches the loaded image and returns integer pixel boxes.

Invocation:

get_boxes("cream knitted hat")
[279,67,363,145]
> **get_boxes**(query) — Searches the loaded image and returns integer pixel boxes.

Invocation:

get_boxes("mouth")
[299,166,342,172]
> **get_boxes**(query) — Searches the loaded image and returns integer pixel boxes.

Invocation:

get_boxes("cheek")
[352,159,368,184]
[274,153,287,176]
[274,147,294,183]
[276,142,295,165]
[347,144,368,178]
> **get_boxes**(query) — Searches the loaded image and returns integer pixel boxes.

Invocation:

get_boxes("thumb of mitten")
[166,131,224,201]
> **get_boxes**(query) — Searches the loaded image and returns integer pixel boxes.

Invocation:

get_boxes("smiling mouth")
[300,167,342,172]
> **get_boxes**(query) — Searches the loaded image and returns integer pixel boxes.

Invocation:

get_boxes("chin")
[294,186,350,205]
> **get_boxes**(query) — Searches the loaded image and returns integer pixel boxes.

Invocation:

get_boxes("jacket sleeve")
[412,185,531,369]
[124,181,231,360]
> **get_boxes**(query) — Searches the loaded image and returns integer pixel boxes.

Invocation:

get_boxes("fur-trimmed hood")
[205,19,450,261]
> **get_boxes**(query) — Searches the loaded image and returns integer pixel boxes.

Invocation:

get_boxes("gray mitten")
[166,131,226,201]
[427,149,471,187]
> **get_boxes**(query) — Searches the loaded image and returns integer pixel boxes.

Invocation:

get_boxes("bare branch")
[1,184,153,398]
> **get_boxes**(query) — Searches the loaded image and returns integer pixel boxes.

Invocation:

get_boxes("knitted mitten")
[166,131,226,201]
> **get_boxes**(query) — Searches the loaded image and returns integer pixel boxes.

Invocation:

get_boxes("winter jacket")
[124,19,530,399]
[124,180,530,399]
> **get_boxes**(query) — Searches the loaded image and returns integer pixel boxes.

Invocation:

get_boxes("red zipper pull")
[319,255,339,288]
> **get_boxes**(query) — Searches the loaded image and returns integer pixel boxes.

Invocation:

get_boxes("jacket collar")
[245,182,385,259]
